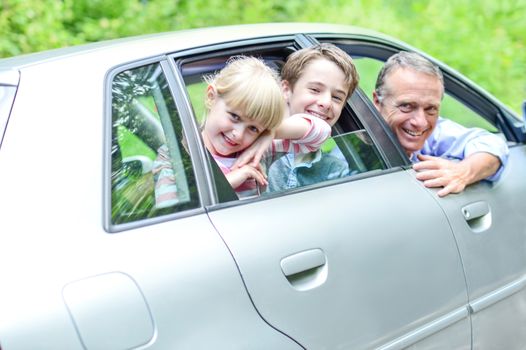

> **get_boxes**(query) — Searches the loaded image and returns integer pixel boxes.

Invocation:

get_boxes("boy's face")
[202,88,265,157]
[283,58,348,127]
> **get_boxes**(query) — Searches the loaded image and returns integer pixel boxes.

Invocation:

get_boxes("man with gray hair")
[373,51,508,197]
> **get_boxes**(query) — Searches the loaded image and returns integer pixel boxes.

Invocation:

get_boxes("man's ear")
[372,90,381,110]
[281,80,292,102]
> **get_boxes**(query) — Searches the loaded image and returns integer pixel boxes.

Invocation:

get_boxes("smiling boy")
[264,43,359,191]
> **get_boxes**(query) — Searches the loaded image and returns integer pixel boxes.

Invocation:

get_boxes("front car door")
[323,34,526,349]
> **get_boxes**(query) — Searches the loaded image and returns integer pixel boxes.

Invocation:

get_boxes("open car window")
[179,45,387,203]
[352,55,499,132]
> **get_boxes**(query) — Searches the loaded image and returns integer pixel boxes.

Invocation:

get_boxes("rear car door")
[174,38,472,349]
[208,170,471,349]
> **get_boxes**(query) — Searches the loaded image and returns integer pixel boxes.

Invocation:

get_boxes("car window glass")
[111,63,199,225]
[353,56,498,132]
[440,94,498,131]
[263,130,385,195]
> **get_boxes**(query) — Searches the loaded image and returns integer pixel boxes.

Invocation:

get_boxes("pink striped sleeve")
[272,114,331,154]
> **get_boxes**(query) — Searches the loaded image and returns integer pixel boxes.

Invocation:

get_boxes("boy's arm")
[274,114,315,139]
[273,114,331,153]
[235,114,331,167]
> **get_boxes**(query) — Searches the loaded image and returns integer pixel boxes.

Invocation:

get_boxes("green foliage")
[0,0,524,113]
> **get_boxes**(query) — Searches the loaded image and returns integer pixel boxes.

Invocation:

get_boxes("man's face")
[373,67,443,155]
[283,58,348,127]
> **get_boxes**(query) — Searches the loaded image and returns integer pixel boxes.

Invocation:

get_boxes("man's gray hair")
[375,51,444,102]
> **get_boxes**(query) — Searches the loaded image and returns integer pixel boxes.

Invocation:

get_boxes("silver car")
[1,23,525,350]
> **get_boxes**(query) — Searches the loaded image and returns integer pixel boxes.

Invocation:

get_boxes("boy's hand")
[234,130,274,168]
[226,163,268,189]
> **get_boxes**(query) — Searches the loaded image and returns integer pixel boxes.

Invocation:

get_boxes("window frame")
[167,35,407,207]
[104,56,206,233]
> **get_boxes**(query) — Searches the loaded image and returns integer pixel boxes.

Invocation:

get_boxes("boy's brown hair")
[281,43,359,99]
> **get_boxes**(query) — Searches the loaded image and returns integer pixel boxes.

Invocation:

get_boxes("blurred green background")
[1,0,524,113]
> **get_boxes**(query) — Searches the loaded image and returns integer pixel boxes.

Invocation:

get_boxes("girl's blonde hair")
[205,56,285,131]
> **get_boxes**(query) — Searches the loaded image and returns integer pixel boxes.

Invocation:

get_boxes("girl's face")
[202,90,266,157]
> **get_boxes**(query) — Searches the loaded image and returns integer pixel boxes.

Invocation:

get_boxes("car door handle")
[461,201,492,233]
[280,249,328,291]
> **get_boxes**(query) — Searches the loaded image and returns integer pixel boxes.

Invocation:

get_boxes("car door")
[417,81,526,348]
[435,147,526,349]
[207,155,470,349]
[327,35,526,349]
[183,49,471,347]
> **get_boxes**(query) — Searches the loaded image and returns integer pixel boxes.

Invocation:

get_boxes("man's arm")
[415,117,509,197]
[413,152,501,197]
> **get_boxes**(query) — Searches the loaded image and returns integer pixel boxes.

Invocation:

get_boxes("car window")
[110,62,199,225]
[440,94,498,131]
[353,56,498,132]
[262,129,385,195]
[181,53,386,201]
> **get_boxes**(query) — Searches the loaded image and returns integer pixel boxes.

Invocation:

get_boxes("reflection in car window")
[264,130,385,194]
[111,63,199,225]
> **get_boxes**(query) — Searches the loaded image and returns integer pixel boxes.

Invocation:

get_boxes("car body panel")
[0,23,525,349]
[208,170,470,349]
[0,46,299,350]
[430,144,526,349]
[0,23,385,72]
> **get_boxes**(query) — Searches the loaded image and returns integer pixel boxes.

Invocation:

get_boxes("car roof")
[0,23,395,71]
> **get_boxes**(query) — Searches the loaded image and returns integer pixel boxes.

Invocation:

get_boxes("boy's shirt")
[266,150,349,192]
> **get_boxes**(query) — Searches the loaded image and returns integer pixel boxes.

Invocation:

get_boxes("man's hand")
[225,163,268,189]
[413,152,501,197]
[234,130,274,168]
